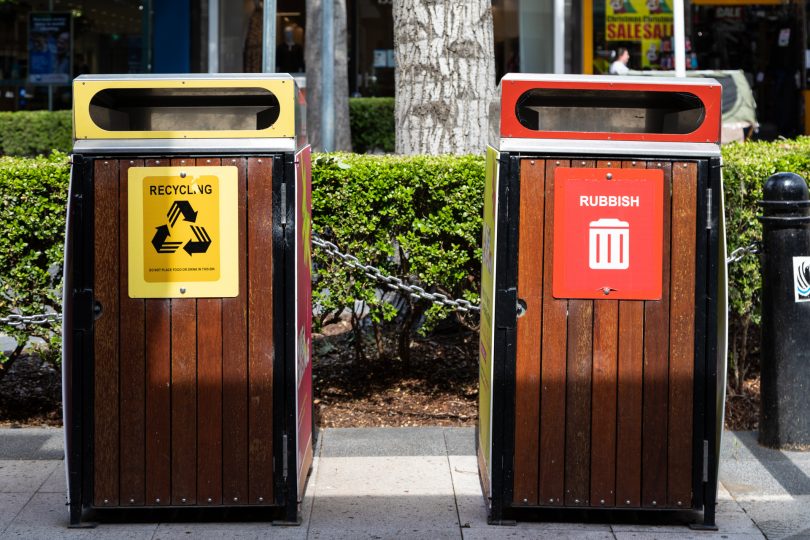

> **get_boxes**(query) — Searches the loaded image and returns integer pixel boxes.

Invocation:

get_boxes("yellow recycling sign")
[128,166,238,298]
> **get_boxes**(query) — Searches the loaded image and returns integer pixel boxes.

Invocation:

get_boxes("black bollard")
[758,172,810,449]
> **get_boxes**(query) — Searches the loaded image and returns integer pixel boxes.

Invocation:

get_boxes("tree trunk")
[393,1,495,155]
[305,0,352,152]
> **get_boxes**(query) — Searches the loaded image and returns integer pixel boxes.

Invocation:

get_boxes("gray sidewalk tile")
[0,429,64,461]
[0,460,58,494]
[38,462,66,493]
[3,492,156,540]
[731,497,810,540]
[463,529,615,539]
[447,455,488,527]
[153,522,307,540]
[612,534,764,540]
[0,493,30,535]
[443,428,475,457]
[319,427,448,457]
[307,528,461,540]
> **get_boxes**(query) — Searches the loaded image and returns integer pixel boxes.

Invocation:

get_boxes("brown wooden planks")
[222,158,250,504]
[514,159,545,506]
[144,158,171,507]
[668,162,698,507]
[590,299,618,506]
[590,160,619,508]
[642,161,673,507]
[118,158,146,506]
[247,157,274,504]
[94,159,120,507]
[615,160,647,508]
[564,159,596,507]
[170,158,197,505]
[539,159,569,506]
[196,158,223,505]
[565,299,593,506]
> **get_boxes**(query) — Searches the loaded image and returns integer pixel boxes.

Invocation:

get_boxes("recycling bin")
[478,74,727,528]
[62,74,313,525]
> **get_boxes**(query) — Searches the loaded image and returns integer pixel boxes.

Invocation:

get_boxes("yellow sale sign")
[606,0,673,42]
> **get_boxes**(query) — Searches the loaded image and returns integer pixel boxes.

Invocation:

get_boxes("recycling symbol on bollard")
[151,200,213,256]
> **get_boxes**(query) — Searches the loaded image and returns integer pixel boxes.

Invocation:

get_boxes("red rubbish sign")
[552,168,664,300]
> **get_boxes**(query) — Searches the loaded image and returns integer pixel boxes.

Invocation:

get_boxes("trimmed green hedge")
[3,140,810,369]
[0,152,70,361]
[0,111,72,157]
[348,97,395,154]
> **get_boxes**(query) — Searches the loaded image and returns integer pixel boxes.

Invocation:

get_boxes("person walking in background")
[610,47,630,75]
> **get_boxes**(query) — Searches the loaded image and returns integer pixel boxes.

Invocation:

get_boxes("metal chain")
[312,235,480,313]
[727,242,761,265]
[0,312,62,329]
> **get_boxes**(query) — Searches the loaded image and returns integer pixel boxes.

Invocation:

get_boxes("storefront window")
[0,0,147,111]
[592,0,680,73]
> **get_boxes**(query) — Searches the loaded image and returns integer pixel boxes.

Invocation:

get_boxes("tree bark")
[305,0,352,152]
[393,0,495,155]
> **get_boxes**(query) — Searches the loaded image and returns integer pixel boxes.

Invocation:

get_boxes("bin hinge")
[282,433,289,482]
[280,183,287,226]
[706,188,712,230]
[702,440,709,482]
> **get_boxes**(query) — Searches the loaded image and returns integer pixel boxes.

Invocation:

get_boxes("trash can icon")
[589,218,629,270]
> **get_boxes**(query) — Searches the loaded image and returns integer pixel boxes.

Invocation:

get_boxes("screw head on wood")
[103,499,109,504]
[555,161,561,166]
[181,498,187,503]
[626,500,631,505]
[600,499,605,505]
[207,497,212,503]
[180,172,187,178]
[258,497,264,502]
[155,498,160,503]
[129,498,135,504]
[632,161,637,166]
[233,497,238,502]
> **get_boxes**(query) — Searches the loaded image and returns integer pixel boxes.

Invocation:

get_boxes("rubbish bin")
[62,74,313,526]
[478,74,727,528]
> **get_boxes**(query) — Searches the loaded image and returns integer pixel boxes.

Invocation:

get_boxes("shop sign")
[552,168,664,301]
[606,0,674,68]
[28,13,72,85]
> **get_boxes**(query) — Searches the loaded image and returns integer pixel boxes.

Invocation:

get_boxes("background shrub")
[0,152,69,364]
[722,137,810,392]
[312,153,483,361]
[348,98,395,154]
[0,111,72,157]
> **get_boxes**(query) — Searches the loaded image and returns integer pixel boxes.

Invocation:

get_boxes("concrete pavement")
[0,427,807,539]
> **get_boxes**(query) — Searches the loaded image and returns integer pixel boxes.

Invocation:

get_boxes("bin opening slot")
[89,87,281,132]
[515,88,706,135]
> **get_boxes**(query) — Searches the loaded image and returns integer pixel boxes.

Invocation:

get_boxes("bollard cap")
[759,172,810,223]
[763,172,809,202]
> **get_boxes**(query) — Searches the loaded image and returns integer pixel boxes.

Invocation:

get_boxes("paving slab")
[319,427,448,457]
[0,461,58,494]
[37,464,66,494]
[2,492,157,540]
[0,429,63,461]
[0,492,31,536]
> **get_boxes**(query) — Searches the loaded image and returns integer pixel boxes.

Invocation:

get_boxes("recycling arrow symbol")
[183,225,212,255]
[151,200,212,256]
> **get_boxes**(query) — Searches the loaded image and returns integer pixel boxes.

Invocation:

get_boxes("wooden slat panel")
[196,157,223,505]
[615,159,646,508]
[514,159,545,506]
[642,161,672,507]
[94,159,120,507]
[564,158,595,507]
[247,157,274,504]
[118,158,145,506]
[668,162,698,507]
[616,300,644,508]
[144,158,171,506]
[590,299,618,507]
[539,159,569,506]
[222,158,250,504]
[171,157,197,506]
[565,299,593,506]
[590,160,619,508]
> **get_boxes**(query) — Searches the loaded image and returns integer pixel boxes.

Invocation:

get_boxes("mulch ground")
[1,329,758,431]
